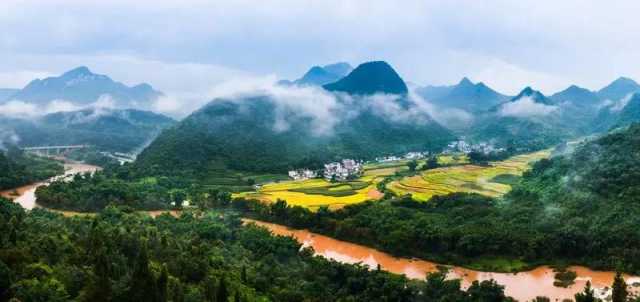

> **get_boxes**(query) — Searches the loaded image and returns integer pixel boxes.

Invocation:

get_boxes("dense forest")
[0,147,63,190]
[0,199,520,302]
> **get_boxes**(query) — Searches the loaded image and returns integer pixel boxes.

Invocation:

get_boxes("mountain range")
[279,62,353,86]
[135,61,453,176]
[417,77,509,112]
[0,108,174,153]
[5,66,163,109]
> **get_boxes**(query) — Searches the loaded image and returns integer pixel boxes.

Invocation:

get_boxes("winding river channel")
[245,219,640,301]
[1,161,101,210]
[3,163,639,301]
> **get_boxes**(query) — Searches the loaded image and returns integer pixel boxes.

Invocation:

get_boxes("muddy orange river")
[1,162,101,210]
[245,219,640,301]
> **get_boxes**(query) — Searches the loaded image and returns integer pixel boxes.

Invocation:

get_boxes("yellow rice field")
[233,150,548,209]
[234,161,408,210]
[387,150,551,201]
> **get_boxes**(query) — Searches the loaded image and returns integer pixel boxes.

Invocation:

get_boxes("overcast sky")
[1,0,639,97]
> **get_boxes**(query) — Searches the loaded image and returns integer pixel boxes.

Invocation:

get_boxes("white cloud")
[0,100,38,117]
[0,96,118,119]
[2,0,640,98]
[203,76,344,136]
[45,99,82,113]
[609,93,634,112]
[499,96,558,118]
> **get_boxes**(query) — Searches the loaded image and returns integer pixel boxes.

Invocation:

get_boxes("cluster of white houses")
[446,140,505,155]
[288,169,318,180]
[288,159,363,181]
[375,151,429,163]
[323,159,363,181]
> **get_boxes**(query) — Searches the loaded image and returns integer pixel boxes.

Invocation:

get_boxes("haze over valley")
[2,1,640,302]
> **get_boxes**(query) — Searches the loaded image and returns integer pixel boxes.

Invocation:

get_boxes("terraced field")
[234,161,410,210]
[387,150,551,201]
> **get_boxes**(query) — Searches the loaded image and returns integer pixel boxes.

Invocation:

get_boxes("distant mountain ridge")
[0,108,174,153]
[597,77,640,101]
[9,66,164,108]
[417,78,508,112]
[280,62,353,86]
[550,85,600,106]
[135,61,453,176]
[472,87,573,149]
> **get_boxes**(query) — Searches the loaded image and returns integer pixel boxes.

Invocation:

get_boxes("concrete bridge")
[22,145,90,156]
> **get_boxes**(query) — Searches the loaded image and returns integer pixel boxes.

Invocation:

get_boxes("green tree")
[425,156,438,170]
[612,272,628,302]
[575,281,599,302]
[127,242,156,302]
[157,264,169,302]
[0,260,11,300]
[217,277,228,302]
[407,160,418,172]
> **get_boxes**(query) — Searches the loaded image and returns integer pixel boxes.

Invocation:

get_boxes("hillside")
[135,61,453,177]
[9,66,163,108]
[597,77,640,101]
[550,85,601,106]
[323,61,408,95]
[472,87,572,149]
[417,78,509,112]
[0,108,175,153]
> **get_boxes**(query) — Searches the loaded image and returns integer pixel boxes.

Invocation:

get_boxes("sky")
[1,0,640,100]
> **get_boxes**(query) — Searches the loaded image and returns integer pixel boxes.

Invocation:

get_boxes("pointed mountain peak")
[62,66,94,78]
[512,87,550,104]
[459,77,473,86]
[598,77,640,101]
[561,84,592,94]
[611,77,639,86]
[307,66,326,74]
[323,61,408,95]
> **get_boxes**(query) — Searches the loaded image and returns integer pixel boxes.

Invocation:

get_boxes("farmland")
[387,150,551,201]
[233,154,473,209]
[234,160,413,209]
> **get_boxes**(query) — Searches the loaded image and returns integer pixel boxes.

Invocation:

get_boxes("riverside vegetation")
[0,147,63,191]
[31,124,640,276]
[0,199,520,302]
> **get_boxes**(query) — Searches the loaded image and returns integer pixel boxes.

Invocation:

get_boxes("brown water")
[1,162,101,210]
[245,219,640,301]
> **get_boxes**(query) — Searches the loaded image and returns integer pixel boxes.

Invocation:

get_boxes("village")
[287,140,504,182]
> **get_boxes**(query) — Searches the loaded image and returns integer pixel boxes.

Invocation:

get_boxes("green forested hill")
[135,62,454,177]
[135,96,453,176]
[0,108,174,153]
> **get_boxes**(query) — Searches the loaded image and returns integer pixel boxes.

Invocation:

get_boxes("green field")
[387,150,551,201]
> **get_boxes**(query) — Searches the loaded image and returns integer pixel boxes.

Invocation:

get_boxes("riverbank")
[0,161,102,210]
[245,218,640,302]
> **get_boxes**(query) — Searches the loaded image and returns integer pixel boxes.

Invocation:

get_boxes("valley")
[3,41,640,301]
